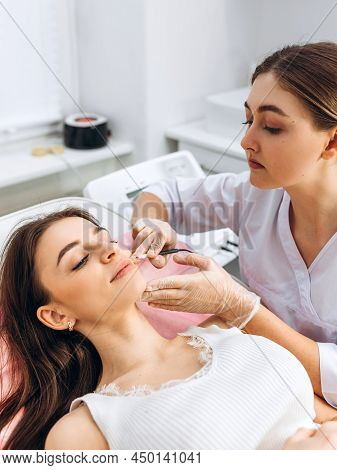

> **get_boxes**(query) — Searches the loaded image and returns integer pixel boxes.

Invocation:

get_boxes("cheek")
[257,137,290,181]
[265,134,317,179]
[108,269,146,309]
[48,266,105,319]
[52,277,98,317]
[50,264,146,321]
[79,267,146,318]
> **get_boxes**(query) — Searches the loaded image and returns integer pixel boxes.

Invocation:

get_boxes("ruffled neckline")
[94,332,213,397]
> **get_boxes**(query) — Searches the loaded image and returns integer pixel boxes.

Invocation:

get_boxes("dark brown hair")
[252,41,337,130]
[0,208,103,449]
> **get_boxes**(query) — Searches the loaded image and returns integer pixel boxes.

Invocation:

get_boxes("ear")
[36,305,75,331]
[322,128,337,161]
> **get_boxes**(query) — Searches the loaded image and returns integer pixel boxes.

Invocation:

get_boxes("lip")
[110,259,135,282]
[248,158,264,170]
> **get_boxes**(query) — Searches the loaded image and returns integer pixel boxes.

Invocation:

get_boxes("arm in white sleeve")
[317,342,337,408]
[145,171,250,236]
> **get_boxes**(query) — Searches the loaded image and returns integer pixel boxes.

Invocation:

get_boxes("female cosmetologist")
[132,42,337,408]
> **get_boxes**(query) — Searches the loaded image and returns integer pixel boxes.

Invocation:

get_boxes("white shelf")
[166,119,246,160]
[0,137,133,189]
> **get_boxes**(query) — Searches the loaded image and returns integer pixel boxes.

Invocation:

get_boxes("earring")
[68,321,74,332]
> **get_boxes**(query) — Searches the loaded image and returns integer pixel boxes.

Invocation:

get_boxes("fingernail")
[153,255,165,265]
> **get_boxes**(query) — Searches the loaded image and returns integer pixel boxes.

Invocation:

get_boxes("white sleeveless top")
[70,325,316,449]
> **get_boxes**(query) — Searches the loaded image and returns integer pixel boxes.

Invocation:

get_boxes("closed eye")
[264,126,281,134]
[72,240,117,271]
[71,226,118,271]
[242,120,281,135]
[73,254,89,271]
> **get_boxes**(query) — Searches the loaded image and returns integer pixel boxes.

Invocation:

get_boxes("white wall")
[75,0,254,160]
[74,0,147,159]
[252,0,337,67]
[144,0,256,157]
[74,0,337,161]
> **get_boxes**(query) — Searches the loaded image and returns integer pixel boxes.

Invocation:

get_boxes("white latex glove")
[141,252,260,329]
[283,422,337,450]
[132,218,177,268]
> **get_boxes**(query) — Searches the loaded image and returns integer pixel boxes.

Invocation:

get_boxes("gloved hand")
[141,252,261,329]
[131,218,177,268]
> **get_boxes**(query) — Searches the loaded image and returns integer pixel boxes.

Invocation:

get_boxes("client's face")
[35,216,146,330]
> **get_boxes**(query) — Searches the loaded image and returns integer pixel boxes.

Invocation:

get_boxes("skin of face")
[35,216,146,332]
[240,72,335,190]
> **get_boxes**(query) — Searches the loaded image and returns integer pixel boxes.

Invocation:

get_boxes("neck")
[285,164,337,232]
[84,303,175,387]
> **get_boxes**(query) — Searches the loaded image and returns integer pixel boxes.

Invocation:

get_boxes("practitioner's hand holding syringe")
[132,217,178,268]
[131,189,180,268]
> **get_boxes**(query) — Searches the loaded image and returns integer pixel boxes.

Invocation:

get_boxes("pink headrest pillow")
[119,231,212,339]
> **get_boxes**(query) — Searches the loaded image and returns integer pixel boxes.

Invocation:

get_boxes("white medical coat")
[146,171,337,407]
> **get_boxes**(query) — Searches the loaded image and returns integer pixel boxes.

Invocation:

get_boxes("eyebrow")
[56,225,105,267]
[244,101,289,117]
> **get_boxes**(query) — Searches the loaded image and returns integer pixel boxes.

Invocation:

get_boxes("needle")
[133,248,194,260]
[158,248,194,256]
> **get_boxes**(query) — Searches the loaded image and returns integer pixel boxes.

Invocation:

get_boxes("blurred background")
[0,0,336,215]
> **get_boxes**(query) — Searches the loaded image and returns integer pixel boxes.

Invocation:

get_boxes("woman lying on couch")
[0,208,337,450]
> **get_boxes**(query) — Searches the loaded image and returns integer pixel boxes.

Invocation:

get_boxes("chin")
[115,268,147,304]
[249,171,281,190]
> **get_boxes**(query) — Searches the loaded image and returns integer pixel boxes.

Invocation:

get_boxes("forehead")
[35,217,94,267]
[247,72,309,119]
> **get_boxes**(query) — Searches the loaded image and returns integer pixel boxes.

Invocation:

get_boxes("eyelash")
[72,227,117,271]
[73,254,89,271]
[242,120,282,135]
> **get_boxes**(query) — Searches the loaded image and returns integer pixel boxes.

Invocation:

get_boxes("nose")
[240,126,259,154]
[100,241,120,263]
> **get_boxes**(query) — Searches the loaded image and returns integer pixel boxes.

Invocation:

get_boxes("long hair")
[252,42,337,130]
[0,208,103,449]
